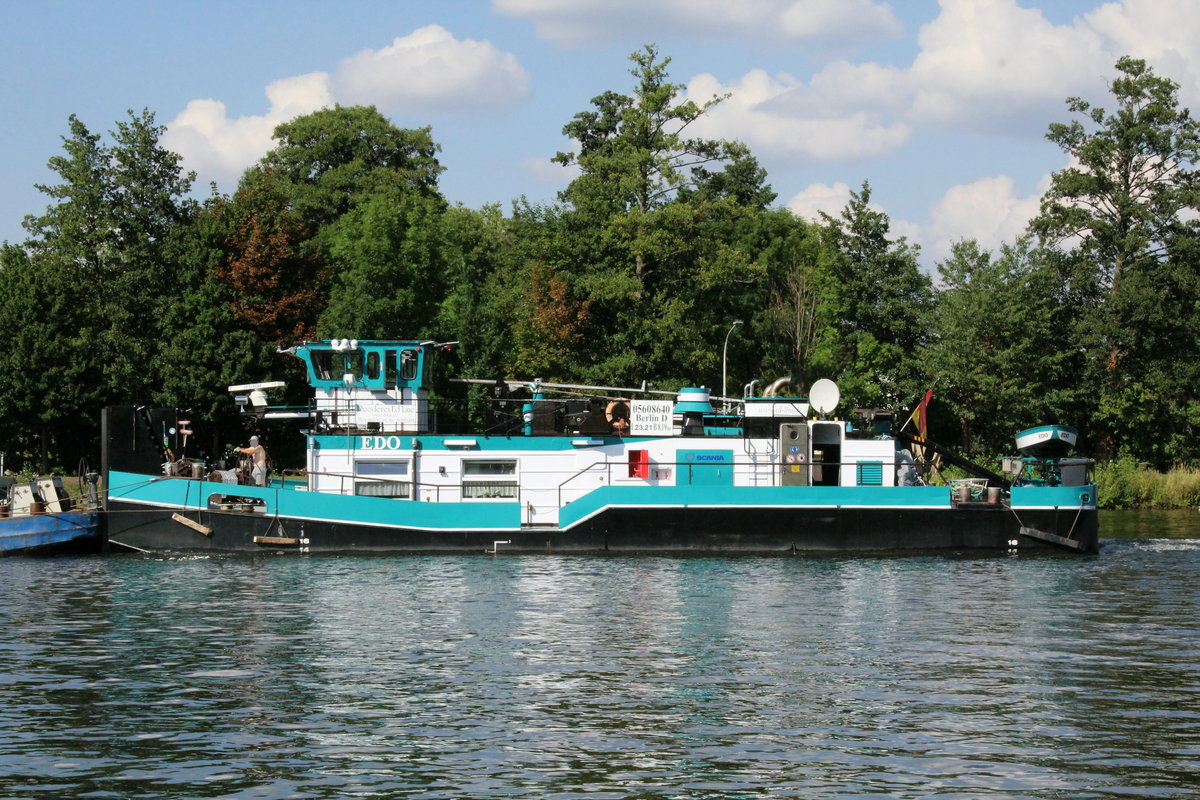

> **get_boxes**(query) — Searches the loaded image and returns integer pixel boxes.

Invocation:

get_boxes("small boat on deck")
[0,476,102,556]
[1015,425,1078,458]
[101,339,1099,555]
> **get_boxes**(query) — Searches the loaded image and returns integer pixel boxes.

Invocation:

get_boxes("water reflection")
[0,536,1196,798]
[1101,508,1200,539]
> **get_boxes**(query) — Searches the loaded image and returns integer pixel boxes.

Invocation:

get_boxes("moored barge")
[101,339,1099,555]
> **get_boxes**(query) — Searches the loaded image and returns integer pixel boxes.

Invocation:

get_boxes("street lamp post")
[722,320,743,411]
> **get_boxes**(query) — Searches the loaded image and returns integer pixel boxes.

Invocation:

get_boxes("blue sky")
[4,0,1198,267]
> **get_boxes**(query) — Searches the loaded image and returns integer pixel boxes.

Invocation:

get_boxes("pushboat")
[101,339,1099,555]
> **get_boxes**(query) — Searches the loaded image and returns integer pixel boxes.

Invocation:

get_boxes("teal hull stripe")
[1010,484,1097,507]
[558,485,951,527]
[108,471,521,531]
[109,472,1096,533]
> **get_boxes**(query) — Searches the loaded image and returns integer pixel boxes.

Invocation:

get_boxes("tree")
[152,197,280,439]
[261,105,444,228]
[319,190,448,340]
[819,182,932,408]
[216,106,447,345]
[1031,56,1200,284]
[554,45,755,283]
[0,245,93,471]
[540,45,771,387]
[684,152,777,210]
[216,169,326,344]
[923,239,1086,456]
[1088,228,1200,466]
[10,110,197,469]
[1031,56,1200,463]
[752,209,831,390]
[436,203,519,375]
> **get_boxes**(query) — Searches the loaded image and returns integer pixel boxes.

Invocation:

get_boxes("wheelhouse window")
[462,459,518,500]
[312,350,337,381]
[355,461,411,498]
[400,349,419,382]
[385,349,398,387]
[312,350,364,383]
[344,350,364,381]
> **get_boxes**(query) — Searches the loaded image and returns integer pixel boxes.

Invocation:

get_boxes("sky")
[4,0,1200,269]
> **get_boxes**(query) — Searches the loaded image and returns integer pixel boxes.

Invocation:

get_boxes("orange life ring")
[605,399,631,433]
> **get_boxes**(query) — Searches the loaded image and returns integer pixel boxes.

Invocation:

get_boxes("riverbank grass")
[1095,458,1200,509]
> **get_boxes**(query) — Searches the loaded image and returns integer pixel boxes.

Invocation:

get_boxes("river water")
[0,512,1197,799]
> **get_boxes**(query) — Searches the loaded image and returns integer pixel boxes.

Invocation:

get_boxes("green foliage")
[1094,458,1200,509]
[215,106,447,345]
[555,45,747,217]
[319,191,447,339]
[261,105,444,227]
[9,109,197,470]
[542,45,776,389]
[6,50,1200,482]
[1031,57,1200,467]
[922,238,1086,456]
[818,182,932,408]
[1032,56,1199,282]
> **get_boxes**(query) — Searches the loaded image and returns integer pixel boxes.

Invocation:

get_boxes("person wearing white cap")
[237,435,268,487]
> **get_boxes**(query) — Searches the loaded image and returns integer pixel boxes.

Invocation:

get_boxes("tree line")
[3,47,1198,474]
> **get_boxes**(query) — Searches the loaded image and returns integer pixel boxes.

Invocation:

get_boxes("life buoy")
[605,399,631,433]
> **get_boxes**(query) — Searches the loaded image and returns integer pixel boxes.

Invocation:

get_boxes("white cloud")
[162,25,528,183]
[673,0,1112,166]
[333,25,529,114]
[900,0,1200,135]
[1084,0,1200,109]
[675,0,1200,173]
[906,0,1109,134]
[161,72,332,180]
[686,70,910,163]
[785,181,854,222]
[779,0,902,41]
[921,173,1049,264]
[492,0,902,49]
[720,1,1105,159]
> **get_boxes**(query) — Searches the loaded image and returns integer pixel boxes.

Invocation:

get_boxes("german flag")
[910,389,933,440]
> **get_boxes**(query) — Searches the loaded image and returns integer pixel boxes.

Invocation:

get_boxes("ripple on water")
[0,545,1196,798]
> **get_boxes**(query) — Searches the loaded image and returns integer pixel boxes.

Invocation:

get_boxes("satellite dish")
[809,378,840,416]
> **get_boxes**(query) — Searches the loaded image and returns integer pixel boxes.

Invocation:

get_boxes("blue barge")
[0,476,101,556]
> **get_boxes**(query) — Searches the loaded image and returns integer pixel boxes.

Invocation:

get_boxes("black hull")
[105,501,1099,555]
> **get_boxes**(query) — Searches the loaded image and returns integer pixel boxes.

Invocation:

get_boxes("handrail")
[557,461,614,509]
[123,456,916,514]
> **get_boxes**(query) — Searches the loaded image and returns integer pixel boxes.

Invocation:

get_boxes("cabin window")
[355,461,411,498]
[365,351,381,382]
[344,351,364,380]
[462,459,518,499]
[400,349,419,382]
[312,351,337,381]
[385,350,398,387]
